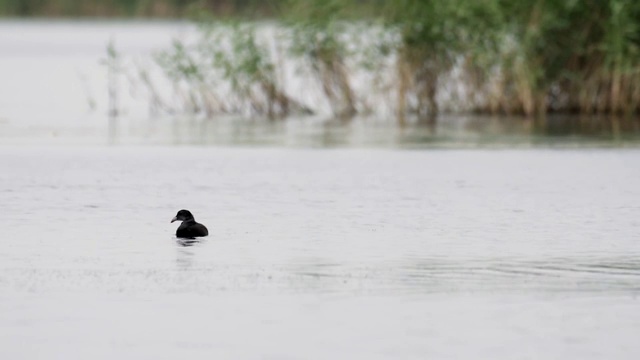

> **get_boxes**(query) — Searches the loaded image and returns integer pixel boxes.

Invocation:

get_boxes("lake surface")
[1,146,640,359]
[1,20,640,359]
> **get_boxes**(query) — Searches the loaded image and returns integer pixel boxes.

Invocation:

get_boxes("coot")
[171,209,209,238]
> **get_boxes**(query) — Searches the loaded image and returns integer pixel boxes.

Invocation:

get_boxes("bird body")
[171,209,208,238]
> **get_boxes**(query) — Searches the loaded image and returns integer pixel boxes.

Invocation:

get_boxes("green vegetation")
[375,0,640,122]
[152,22,311,119]
[0,0,277,18]
[76,0,640,125]
[286,1,357,118]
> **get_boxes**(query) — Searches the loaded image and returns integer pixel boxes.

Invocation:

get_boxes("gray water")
[1,20,640,359]
[2,146,640,359]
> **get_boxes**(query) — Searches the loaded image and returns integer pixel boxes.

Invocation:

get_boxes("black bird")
[171,209,209,239]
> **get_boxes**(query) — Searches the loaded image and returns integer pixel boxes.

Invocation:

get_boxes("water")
[1,20,640,359]
[1,146,640,359]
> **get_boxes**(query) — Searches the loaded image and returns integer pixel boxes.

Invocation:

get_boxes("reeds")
[465,0,640,118]
[101,39,120,118]
[109,0,640,125]
[287,0,357,119]
[152,22,311,119]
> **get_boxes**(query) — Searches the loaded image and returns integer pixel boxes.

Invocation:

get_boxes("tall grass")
[285,0,358,119]
[470,0,640,118]
[153,21,312,119]
[109,0,640,125]
[101,39,120,118]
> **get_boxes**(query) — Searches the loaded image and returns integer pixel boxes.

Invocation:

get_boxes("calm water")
[1,20,640,359]
[1,146,640,359]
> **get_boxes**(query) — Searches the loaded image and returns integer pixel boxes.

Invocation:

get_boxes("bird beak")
[171,216,178,223]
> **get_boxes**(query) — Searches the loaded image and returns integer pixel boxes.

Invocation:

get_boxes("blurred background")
[2,0,640,146]
[1,2,640,360]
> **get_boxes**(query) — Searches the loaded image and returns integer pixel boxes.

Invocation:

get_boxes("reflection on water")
[220,114,636,147]
[16,113,633,148]
[2,89,640,147]
[175,247,196,270]
[175,238,202,247]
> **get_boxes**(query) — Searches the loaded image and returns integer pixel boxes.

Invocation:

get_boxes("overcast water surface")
[1,20,639,360]
[1,146,639,359]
